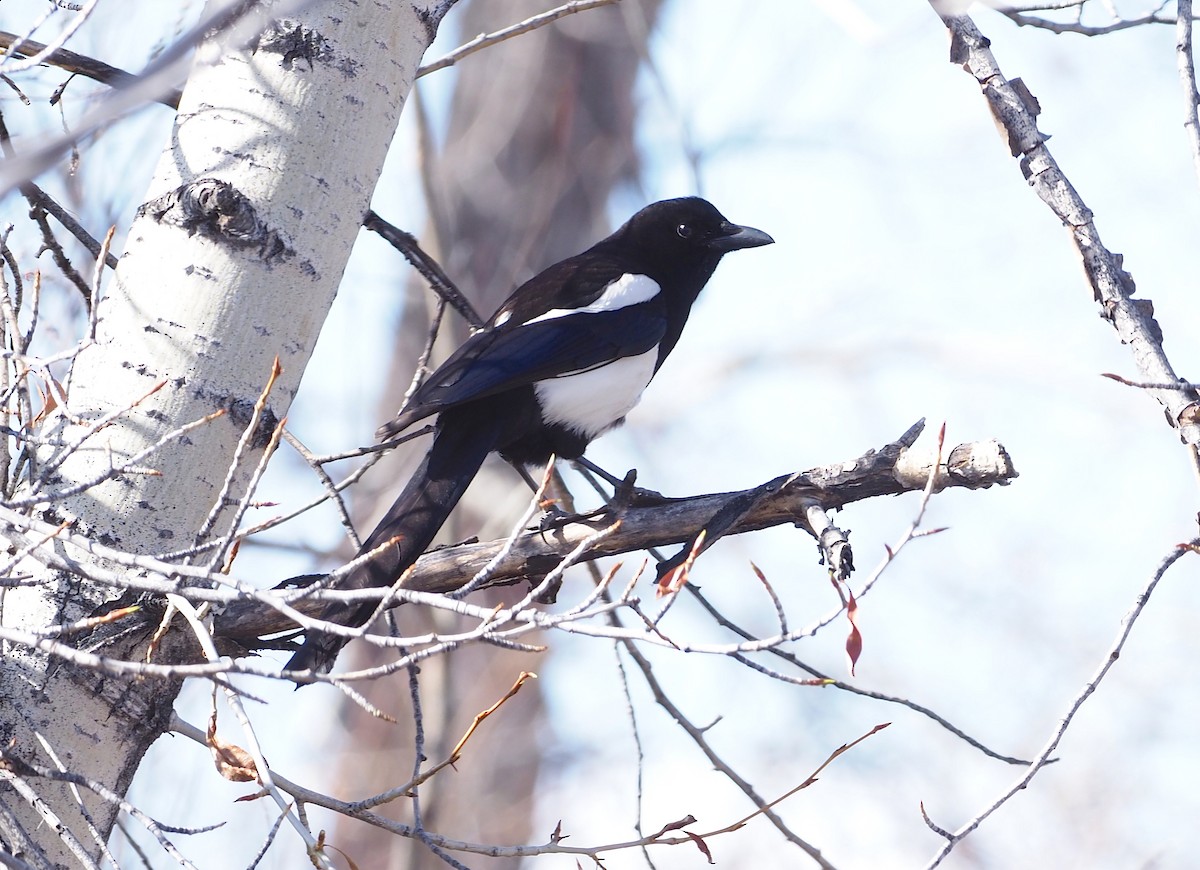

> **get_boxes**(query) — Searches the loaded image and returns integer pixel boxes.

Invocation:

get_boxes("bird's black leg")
[572,455,627,487]
[505,459,581,529]
[514,463,542,493]
[572,456,668,507]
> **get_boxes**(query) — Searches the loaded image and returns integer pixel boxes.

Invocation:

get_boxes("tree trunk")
[0,1,452,864]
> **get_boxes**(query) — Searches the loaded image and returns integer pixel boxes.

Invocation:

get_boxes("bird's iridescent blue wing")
[377,300,666,439]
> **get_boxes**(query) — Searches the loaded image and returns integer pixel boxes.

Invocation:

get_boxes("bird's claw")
[534,500,609,535]
[537,502,576,531]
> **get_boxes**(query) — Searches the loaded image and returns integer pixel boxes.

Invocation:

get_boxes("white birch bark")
[0,0,451,863]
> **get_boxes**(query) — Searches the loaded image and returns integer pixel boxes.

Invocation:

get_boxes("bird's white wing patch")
[534,348,658,440]
[526,273,660,324]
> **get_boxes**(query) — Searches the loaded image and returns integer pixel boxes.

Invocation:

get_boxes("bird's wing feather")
[492,253,636,325]
[378,301,666,439]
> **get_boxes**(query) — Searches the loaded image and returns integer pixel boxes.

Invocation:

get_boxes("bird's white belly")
[534,348,658,439]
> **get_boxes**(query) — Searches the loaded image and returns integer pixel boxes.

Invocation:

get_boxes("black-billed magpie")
[285,197,772,673]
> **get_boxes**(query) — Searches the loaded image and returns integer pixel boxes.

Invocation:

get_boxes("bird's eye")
[676,224,693,239]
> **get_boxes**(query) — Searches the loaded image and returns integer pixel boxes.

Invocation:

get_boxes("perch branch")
[214,419,1017,642]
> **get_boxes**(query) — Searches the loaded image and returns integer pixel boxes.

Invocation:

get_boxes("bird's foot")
[611,469,669,508]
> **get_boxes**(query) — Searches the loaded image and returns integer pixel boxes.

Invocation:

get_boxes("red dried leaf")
[685,830,715,864]
[31,375,61,427]
[844,588,863,676]
[657,531,706,596]
[655,815,697,834]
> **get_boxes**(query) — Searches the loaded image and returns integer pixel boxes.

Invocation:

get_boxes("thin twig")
[921,541,1196,868]
[683,584,1032,765]
[0,752,201,867]
[165,594,333,868]
[996,1,1183,36]
[616,639,837,868]
[362,211,484,329]
[0,0,102,76]
[282,428,362,549]
[416,0,620,77]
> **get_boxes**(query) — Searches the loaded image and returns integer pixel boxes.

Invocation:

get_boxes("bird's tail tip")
[376,408,425,442]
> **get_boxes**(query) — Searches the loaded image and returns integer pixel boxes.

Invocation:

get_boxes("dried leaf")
[651,814,697,836]
[685,830,715,864]
[656,529,705,596]
[845,588,863,676]
[207,711,258,783]
[323,843,361,870]
[31,374,63,427]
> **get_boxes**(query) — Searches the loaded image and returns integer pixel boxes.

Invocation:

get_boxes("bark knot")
[254,19,334,71]
[137,178,292,262]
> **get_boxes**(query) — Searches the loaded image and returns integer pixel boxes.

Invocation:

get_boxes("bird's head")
[613,197,774,271]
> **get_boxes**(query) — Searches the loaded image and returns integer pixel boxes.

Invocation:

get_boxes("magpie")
[285,197,772,674]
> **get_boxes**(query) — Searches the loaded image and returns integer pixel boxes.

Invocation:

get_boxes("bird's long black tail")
[284,403,509,674]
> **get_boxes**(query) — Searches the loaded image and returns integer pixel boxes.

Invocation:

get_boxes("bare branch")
[0,29,182,108]
[684,581,1033,765]
[937,10,1200,445]
[0,749,203,868]
[363,211,484,329]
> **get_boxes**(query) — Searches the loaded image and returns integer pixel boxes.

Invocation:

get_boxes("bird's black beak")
[707,221,774,252]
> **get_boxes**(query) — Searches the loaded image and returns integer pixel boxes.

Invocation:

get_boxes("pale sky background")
[3,1,1200,868]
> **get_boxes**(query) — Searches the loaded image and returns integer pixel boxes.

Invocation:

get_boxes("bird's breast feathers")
[534,347,659,440]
